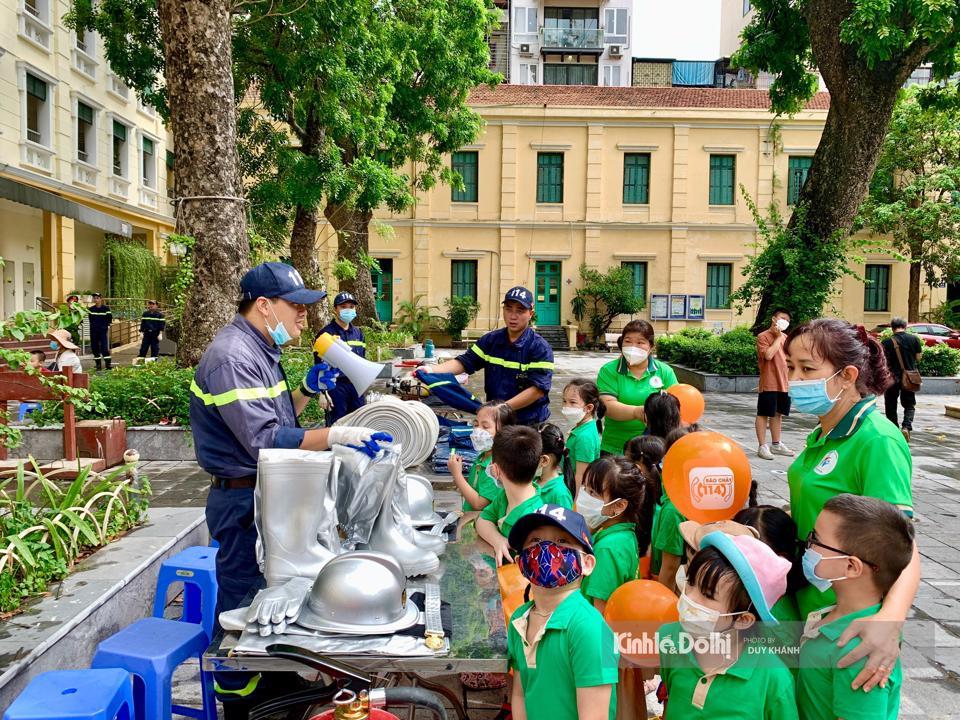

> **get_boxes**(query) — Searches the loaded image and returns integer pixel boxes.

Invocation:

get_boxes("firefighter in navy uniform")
[137,299,165,363]
[426,286,555,424]
[190,262,389,718]
[314,292,367,424]
[88,292,113,370]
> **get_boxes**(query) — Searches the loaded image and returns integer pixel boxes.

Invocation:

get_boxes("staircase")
[535,325,570,351]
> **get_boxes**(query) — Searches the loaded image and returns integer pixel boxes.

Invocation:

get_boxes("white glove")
[246,576,312,636]
[327,426,376,447]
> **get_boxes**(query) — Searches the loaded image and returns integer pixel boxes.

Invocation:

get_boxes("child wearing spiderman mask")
[506,504,619,720]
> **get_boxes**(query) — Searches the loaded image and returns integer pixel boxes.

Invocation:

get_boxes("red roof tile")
[469,84,831,111]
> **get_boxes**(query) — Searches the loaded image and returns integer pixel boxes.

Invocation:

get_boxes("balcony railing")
[540,27,603,49]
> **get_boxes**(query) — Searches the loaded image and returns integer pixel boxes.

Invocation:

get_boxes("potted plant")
[444,296,481,345]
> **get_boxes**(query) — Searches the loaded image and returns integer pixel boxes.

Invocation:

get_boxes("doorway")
[535,261,561,325]
[372,259,393,323]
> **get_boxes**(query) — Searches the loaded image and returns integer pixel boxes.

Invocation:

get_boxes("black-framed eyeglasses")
[805,531,879,570]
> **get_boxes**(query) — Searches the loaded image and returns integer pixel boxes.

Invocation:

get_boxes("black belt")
[210,475,257,489]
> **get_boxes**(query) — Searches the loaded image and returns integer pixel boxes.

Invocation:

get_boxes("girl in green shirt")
[535,423,574,509]
[561,379,604,490]
[576,455,657,613]
[448,401,517,511]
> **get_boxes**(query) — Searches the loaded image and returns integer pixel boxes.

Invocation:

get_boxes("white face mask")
[675,564,687,595]
[622,346,649,366]
[575,488,623,530]
[677,591,745,636]
[471,428,494,453]
[561,407,586,425]
[776,318,790,331]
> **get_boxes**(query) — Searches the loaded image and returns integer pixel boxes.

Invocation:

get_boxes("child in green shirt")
[625,434,666,580]
[506,504,619,720]
[651,425,699,594]
[561,379,603,490]
[477,425,544,564]
[535,423,574,509]
[797,494,915,720]
[449,401,516,512]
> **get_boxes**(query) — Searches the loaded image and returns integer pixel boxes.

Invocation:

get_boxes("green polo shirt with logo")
[658,621,798,719]
[787,396,913,617]
[480,489,543,539]
[798,604,901,720]
[508,591,619,720]
[580,522,639,603]
[651,495,686,576]
[567,420,601,466]
[538,475,574,509]
[597,356,678,454]
[463,452,498,512]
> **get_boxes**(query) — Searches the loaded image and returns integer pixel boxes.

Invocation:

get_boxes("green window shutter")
[451,260,478,300]
[537,152,564,204]
[706,263,732,309]
[166,150,175,170]
[26,74,47,101]
[787,156,813,206]
[864,264,890,312]
[113,121,127,141]
[621,262,647,300]
[142,137,154,154]
[451,151,478,203]
[709,155,735,205]
[622,153,650,204]
[77,102,93,124]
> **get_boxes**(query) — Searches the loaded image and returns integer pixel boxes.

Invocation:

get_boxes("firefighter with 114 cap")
[314,291,367,424]
[88,292,112,370]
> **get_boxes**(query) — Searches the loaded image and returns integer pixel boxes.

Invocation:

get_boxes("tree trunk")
[291,204,331,336]
[323,203,378,324]
[750,0,932,331]
[908,260,922,323]
[158,0,247,367]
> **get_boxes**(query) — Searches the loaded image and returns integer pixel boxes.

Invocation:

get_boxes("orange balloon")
[604,580,680,665]
[667,383,706,424]
[661,430,752,523]
[497,563,529,628]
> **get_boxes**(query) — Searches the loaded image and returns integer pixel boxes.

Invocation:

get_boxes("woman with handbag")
[881,317,923,442]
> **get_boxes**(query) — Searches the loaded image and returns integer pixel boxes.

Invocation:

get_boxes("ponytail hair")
[643,391,682,439]
[734,505,805,595]
[537,422,575,495]
[564,378,606,435]
[784,318,892,396]
[624,435,665,505]
[584,456,658,556]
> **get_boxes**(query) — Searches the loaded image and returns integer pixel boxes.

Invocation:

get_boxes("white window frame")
[602,64,622,87]
[107,71,131,102]
[137,97,157,119]
[743,0,752,17]
[71,92,102,187]
[513,5,538,39]
[604,8,628,46]
[16,61,57,173]
[72,29,99,79]
[137,129,161,210]
[519,62,539,85]
[18,0,52,52]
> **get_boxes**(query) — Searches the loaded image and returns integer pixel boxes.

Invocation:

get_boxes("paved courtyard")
[146,349,960,716]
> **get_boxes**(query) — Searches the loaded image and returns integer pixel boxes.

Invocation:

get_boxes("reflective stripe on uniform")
[214,674,261,697]
[468,344,555,372]
[140,316,166,323]
[346,340,366,348]
[190,379,288,407]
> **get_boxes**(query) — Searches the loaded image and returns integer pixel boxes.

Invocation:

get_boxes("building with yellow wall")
[0,0,174,315]
[320,85,943,338]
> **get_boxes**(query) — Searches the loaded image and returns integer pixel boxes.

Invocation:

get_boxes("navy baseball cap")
[503,286,534,309]
[240,262,327,305]
[334,292,357,306]
[508,504,595,555]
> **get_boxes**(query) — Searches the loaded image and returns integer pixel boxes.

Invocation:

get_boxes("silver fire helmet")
[295,551,420,635]
[406,474,443,528]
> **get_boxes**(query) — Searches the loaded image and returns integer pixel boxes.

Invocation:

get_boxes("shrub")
[361,321,414,361]
[918,343,960,377]
[571,264,645,343]
[444,296,481,341]
[656,326,759,376]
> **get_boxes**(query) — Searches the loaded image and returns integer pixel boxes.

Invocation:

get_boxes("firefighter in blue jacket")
[137,299,165,362]
[314,291,366,424]
[88,292,112,370]
[427,286,554,424]
[190,262,388,717]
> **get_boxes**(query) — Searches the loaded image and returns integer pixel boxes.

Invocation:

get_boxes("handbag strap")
[891,333,909,372]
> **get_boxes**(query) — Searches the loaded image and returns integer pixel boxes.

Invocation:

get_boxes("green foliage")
[101,236,162,300]
[395,296,444,342]
[361,321,414,362]
[278,350,326,426]
[571,264,645,342]
[444,296,481,341]
[656,326,760,376]
[163,234,195,326]
[918,343,960,377]
[0,461,150,613]
[924,299,960,328]
[333,259,359,282]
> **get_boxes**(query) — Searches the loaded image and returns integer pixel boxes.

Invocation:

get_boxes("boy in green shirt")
[507,504,619,720]
[798,494,915,720]
[478,425,544,564]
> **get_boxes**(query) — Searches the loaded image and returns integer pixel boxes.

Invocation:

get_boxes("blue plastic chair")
[17,402,41,423]
[4,668,134,720]
[153,546,218,642]
[91,617,216,720]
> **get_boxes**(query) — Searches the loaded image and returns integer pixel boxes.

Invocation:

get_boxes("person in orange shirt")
[756,308,795,460]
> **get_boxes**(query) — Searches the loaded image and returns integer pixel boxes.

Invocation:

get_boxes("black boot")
[105,357,112,370]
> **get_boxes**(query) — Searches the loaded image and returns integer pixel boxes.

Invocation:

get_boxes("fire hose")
[334,397,439,469]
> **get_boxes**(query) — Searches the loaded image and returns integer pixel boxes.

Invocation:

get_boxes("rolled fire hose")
[334,397,439,469]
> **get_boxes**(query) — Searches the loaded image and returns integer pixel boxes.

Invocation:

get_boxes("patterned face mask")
[517,540,584,588]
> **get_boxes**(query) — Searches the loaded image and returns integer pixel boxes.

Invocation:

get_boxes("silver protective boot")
[396,470,446,556]
[360,449,440,576]
[256,449,340,586]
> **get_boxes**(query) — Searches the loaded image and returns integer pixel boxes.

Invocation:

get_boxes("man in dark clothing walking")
[882,317,923,442]
[88,292,113,370]
[137,299,165,363]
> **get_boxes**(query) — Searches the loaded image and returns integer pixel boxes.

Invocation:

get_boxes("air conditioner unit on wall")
[608,45,622,57]
[520,43,532,55]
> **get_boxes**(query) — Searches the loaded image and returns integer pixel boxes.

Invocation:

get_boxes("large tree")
[734,0,960,330]
[859,84,960,322]
[68,0,247,366]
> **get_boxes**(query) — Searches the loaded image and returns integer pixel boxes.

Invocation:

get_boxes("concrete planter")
[671,363,960,395]
[11,425,196,462]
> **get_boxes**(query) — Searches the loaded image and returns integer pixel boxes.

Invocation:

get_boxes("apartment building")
[0,0,174,314]
[318,85,941,337]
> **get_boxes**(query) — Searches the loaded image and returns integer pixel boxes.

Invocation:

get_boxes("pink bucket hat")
[700,531,790,624]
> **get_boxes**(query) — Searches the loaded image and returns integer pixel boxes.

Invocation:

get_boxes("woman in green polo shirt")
[785,318,919,692]
[597,320,678,455]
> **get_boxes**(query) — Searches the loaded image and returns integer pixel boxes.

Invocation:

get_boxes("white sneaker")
[772,442,795,457]
[758,444,774,460]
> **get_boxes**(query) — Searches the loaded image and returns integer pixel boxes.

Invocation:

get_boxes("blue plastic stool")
[91,617,216,720]
[153,546,218,641]
[17,402,41,423]
[208,539,219,549]
[4,668,134,720]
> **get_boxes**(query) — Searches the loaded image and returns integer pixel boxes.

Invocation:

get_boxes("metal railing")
[36,296,171,354]
[540,27,603,49]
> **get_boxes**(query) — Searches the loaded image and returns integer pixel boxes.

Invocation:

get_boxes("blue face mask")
[339,309,357,324]
[49,341,59,350]
[801,547,850,592]
[788,370,843,416]
[266,305,292,347]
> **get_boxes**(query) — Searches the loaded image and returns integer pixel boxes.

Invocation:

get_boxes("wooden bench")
[0,335,53,366]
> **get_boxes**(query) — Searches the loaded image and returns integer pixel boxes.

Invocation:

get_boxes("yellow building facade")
[319,85,943,336]
[0,0,174,314]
